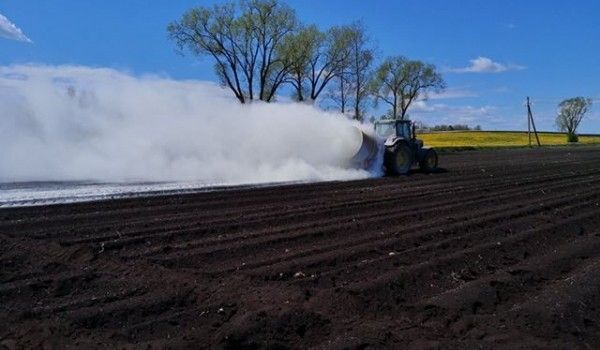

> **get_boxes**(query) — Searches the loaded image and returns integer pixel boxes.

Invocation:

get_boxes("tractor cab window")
[396,122,411,139]
[375,123,396,138]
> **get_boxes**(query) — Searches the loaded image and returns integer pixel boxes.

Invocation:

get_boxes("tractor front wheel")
[384,143,413,175]
[419,149,438,173]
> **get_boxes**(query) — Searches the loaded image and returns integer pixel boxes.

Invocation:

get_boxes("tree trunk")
[400,109,407,120]
[354,74,361,121]
[296,73,304,101]
[340,76,346,114]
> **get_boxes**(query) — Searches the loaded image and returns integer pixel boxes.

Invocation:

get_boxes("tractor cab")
[374,119,414,140]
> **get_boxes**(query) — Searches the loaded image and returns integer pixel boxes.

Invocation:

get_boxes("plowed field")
[2,147,600,349]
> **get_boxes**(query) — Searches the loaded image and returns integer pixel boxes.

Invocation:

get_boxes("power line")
[526,96,600,105]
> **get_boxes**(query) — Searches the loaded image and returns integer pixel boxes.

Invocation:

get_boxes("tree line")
[167,0,445,122]
[420,123,482,132]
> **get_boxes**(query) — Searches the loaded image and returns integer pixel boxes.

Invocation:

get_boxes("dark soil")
[2,147,600,349]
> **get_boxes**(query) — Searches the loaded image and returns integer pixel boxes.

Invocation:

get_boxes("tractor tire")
[419,148,438,173]
[384,143,413,175]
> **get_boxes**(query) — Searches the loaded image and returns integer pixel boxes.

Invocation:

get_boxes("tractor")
[373,119,438,175]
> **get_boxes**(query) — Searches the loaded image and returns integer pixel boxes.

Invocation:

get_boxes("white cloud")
[450,57,524,73]
[409,101,500,126]
[0,13,32,43]
[427,88,478,100]
[494,86,511,93]
[406,98,600,133]
[412,101,496,117]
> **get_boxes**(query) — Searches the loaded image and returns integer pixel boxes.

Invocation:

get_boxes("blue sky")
[1,0,599,132]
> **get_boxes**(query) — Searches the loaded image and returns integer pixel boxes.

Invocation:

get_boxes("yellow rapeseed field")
[418,131,600,148]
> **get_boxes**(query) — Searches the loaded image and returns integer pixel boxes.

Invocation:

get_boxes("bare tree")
[556,97,592,142]
[371,56,445,120]
[167,0,297,103]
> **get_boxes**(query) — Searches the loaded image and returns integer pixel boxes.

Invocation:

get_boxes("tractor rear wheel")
[384,143,413,175]
[419,148,438,173]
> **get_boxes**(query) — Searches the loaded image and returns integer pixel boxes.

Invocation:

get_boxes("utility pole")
[527,98,531,147]
[527,97,541,147]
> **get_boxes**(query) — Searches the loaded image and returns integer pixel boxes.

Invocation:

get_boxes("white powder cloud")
[0,13,32,43]
[0,64,376,184]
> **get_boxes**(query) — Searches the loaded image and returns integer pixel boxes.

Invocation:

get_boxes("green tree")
[347,23,374,121]
[167,0,298,103]
[371,56,445,120]
[556,97,593,142]
[327,23,374,121]
[279,25,323,101]
[280,24,357,102]
[327,72,353,115]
